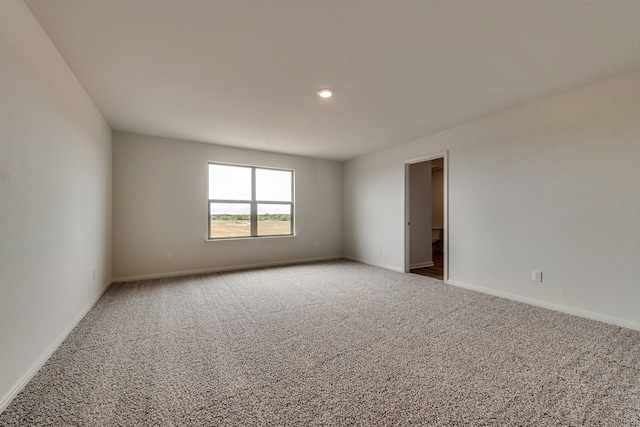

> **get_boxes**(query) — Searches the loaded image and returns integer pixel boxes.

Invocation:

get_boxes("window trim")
[207,162,294,240]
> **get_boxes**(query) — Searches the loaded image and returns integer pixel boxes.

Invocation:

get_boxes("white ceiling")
[25,0,640,161]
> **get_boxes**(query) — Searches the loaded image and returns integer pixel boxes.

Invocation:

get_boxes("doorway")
[404,152,447,281]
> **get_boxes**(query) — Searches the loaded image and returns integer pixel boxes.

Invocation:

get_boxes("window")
[208,163,293,239]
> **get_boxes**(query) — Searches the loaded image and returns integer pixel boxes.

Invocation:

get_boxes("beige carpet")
[1,260,639,425]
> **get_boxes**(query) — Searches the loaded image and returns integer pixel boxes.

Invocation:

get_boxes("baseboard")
[410,261,434,269]
[0,279,113,414]
[343,256,404,273]
[112,256,343,283]
[446,279,640,332]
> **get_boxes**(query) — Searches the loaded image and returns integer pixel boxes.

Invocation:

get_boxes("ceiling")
[25,0,640,161]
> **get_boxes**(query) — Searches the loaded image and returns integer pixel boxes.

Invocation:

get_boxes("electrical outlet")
[315,242,319,248]
[532,270,542,282]
[165,252,172,261]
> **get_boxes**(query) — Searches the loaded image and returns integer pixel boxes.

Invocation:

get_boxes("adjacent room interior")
[2,0,640,424]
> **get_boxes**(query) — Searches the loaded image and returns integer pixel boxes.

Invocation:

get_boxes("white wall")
[409,161,432,268]
[112,132,343,279]
[0,0,112,411]
[345,68,640,329]
[432,168,444,229]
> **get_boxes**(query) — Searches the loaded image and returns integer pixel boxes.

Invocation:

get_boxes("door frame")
[403,151,448,281]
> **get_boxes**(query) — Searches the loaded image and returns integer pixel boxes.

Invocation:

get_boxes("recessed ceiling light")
[317,88,333,98]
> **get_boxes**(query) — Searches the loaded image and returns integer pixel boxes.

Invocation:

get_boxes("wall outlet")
[315,242,319,248]
[165,252,172,261]
[378,246,382,253]
[532,270,542,282]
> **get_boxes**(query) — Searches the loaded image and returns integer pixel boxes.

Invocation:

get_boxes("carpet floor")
[1,260,639,426]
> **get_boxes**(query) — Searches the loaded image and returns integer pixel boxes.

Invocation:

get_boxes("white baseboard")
[112,256,343,283]
[343,256,404,273]
[410,261,434,269]
[446,279,640,332]
[0,279,112,414]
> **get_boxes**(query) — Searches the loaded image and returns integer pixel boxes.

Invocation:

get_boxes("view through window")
[208,163,293,239]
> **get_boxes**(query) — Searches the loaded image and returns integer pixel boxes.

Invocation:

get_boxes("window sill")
[205,234,296,243]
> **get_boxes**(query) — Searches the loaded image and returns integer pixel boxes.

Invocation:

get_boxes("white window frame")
[207,162,294,240]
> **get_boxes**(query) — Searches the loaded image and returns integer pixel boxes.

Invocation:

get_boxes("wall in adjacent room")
[112,132,343,280]
[432,168,444,229]
[345,68,640,330]
[0,0,112,411]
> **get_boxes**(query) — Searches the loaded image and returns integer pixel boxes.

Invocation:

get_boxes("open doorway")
[404,152,447,281]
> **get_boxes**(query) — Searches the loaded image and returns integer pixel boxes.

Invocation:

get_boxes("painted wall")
[112,132,343,279]
[409,161,432,268]
[432,168,444,229]
[345,68,640,329]
[0,0,112,410]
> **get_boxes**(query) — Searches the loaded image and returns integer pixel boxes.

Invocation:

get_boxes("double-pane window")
[208,163,293,239]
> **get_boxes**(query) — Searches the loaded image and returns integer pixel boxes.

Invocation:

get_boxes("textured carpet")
[2,260,639,426]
